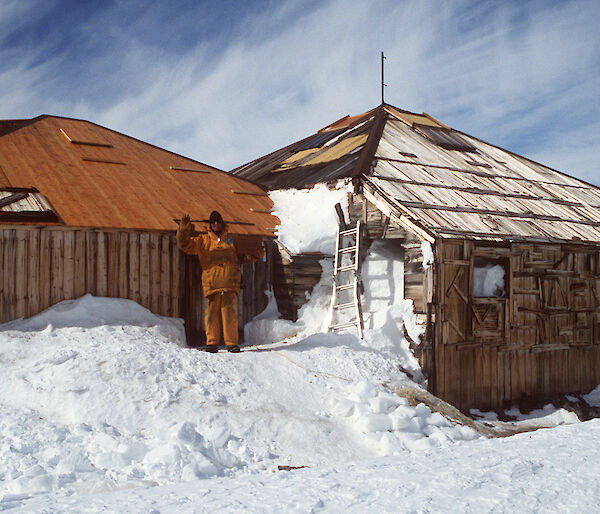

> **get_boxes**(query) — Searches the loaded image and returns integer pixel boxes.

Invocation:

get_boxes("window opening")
[473,257,507,297]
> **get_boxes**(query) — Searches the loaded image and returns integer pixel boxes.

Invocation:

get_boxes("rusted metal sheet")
[0,116,276,236]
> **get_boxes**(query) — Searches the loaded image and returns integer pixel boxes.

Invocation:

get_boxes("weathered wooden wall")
[271,248,324,321]
[0,226,269,345]
[435,239,600,411]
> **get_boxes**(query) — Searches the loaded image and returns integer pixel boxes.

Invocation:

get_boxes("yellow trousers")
[205,290,238,347]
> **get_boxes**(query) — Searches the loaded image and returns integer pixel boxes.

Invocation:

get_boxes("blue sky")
[1,0,598,184]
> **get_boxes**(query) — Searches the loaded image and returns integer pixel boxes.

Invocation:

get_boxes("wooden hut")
[0,115,277,345]
[232,103,600,411]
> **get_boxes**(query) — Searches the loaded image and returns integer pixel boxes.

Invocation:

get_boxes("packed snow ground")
[1,183,599,512]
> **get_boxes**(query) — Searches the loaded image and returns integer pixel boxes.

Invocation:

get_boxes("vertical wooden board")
[3,230,16,322]
[118,232,129,299]
[0,231,4,322]
[460,348,481,411]
[473,346,484,408]
[495,351,505,409]
[543,352,552,397]
[139,232,150,309]
[581,348,591,392]
[160,235,171,316]
[237,285,244,340]
[63,231,75,300]
[489,347,499,409]
[74,231,86,298]
[51,231,64,307]
[39,230,52,312]
[552,350,562,396]
[96,232,108,297]
[505,351,514,406]
[560,349,569,393]
[509,351,519,403]
[447,346,460,411]
[150,233,161,313]
[86,231,97,295]
[531,350,540,399]
[567,348,576,393]
[434,343,445,400]
[129,232,140,304]
[571,349,580,393]
[171,241,181,317]
[107,232,120,298]
[481,346,492,410]
[15,229,28,319]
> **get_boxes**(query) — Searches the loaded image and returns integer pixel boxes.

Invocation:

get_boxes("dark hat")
[209,210,223,224]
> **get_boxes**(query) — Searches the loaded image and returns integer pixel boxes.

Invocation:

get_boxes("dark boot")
[227,345,241,353]
[204,345,218,353]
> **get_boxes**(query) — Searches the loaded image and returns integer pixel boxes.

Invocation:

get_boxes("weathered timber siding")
[272,250,323,321]
[0,227,269,345]
[435,239,600,411]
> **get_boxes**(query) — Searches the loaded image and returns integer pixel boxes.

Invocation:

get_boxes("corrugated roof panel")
[0,116,276,236]
[303,133,368,166]
[295,131,343,151]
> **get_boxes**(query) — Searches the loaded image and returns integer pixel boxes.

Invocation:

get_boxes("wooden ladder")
[328,207,364,339]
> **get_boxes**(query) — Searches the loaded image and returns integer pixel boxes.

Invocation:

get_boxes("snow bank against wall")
[269,181,351,255]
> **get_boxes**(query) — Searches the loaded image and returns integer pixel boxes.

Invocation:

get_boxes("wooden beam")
[0,192,29,209]
[372,175,584,207]
[172,218,255,226]
[362,186,435,244]
[232,190,269,197]
[60,129,113,147]
[82,157,126,165]
[169,166,211,173]
[395,200,600,227]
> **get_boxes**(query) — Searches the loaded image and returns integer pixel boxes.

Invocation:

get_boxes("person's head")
[209,210,224,235]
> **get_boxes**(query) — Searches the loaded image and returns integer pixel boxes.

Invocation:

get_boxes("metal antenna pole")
[381,51,386,104]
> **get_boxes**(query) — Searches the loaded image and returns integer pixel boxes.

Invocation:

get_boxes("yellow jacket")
[177,225,263,297]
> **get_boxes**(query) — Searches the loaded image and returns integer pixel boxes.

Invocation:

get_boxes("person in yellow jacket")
[177,210,263,353]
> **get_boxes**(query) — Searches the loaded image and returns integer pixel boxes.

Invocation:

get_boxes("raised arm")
[176,214,206,254]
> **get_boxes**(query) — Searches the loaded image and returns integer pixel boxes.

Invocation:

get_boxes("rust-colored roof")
[232,103,600,245]
[0,115,276,236]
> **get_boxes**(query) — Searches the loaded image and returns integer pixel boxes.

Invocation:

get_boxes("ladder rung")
[338,246,357,254]
[336,284,355,291]
[337,264,356,272]
[330,320,358,330]
[333,302,355,310]
[339,228,358,236]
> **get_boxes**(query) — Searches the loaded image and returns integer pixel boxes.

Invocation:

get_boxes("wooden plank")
[86,231,97,295]
[108,232,120,298]
[475,346,486,409]
[96,232,108,297]
[39,230,52,312]
[3,230,16,321]
[139,232,150,309]
[129,232,140,304]
[74,231,86,298]
[63,231,75,300]
[160,234,171,316]
[15,229,28,318]
[0,231,4,322]
[504,350,512,405]
[170,238,180,317]
[50,231,64,307]
[118,232,129,298]
[150,233,161,314]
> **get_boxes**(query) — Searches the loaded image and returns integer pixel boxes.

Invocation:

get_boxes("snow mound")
[269,181,351,254]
